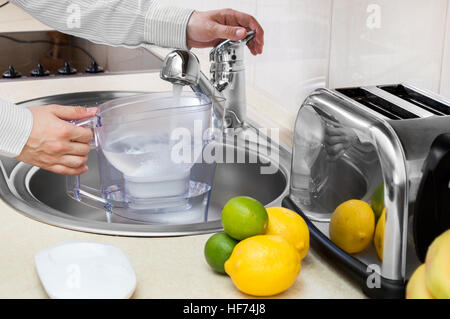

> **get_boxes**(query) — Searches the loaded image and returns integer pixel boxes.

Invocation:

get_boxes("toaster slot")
[336,88,419,120]
[379,85,450,116]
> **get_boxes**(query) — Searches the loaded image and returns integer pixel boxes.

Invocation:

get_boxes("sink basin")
[0,91,290,236]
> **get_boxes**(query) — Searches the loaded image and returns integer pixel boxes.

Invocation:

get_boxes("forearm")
[10,0,193,49]
[0,99,33,158]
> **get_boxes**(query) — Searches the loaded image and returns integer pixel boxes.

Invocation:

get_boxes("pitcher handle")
[66,116,107,210]
[70,116,99,148]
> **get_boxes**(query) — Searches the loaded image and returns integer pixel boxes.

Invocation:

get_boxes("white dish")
[35,241,136,299]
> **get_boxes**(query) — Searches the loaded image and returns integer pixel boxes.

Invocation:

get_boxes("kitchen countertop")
[0,71,366,299]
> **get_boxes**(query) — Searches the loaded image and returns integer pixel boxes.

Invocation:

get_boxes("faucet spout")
[160,50,201,86]
[160,31,255,130]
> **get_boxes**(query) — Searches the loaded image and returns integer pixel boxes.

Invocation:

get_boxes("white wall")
[440,1,450,97]
[328,0,448,92]
[164,0,450,131]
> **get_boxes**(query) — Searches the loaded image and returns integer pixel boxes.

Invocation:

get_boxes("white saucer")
[35,241,136,299]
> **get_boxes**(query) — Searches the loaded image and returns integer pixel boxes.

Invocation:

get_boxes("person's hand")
[324,125,359,161]
[16,105,97,175]
[187,9,264,55]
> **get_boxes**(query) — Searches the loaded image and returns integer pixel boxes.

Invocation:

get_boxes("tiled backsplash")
[166,0,450,134]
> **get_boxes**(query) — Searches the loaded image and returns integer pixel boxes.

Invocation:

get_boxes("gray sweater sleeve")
[1,0,194,158]
[0,99,34,158]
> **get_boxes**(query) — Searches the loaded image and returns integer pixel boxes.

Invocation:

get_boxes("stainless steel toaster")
[283,84,450,298]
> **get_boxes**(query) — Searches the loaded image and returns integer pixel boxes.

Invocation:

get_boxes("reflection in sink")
[28,147,287,225]
[2,141,288,237]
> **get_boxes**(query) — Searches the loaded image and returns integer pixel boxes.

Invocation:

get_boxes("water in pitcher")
[101,85,204,199]
[102,84,193,180]
[102,134,189,181]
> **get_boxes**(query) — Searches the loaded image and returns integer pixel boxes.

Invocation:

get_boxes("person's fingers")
[247,41,258,55]
[224,10,264,53]
[70,125,94,143]
[57,121,94,143]
[67,142,91,156]
[325,135,351,146]
[225,10,263,40]
[51,105,97,121]
[325,126,347,136]
[326,143,346,155]
[211,22,247,41]
[49,164,88,176]
[328,149,346,162]
[58,155,88,169]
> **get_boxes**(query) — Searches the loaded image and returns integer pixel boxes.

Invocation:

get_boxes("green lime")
[221,196,268,240]
[371,183,385,221]
[204,232,238,274]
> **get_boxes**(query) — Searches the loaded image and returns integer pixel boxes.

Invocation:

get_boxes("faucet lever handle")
[241,30,256,44]
[210,30,256,62]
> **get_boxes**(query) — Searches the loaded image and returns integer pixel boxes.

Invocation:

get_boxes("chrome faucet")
[160,50,201,86]
[160,31,255,130]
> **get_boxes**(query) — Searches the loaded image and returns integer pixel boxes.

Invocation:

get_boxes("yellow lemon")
[265,207,310,260]
[329,200,375,254]
[374,209,386,261]
[224,235,301,297]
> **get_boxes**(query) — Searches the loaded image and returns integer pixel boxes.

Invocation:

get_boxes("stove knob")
[85,60,104,74]
[2,66,22,79]
[30,64,50,77]
[58,61,77,75]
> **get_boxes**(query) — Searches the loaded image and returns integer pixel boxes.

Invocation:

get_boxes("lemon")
[329,200,375,254]
[221,196,268,240]
[374,209,386,261]
[224,235,301,297]
[371,184,385,221]
[204,232,238,274]
[266,207,310,260]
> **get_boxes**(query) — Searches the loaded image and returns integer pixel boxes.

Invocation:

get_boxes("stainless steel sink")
[0,91,291,237]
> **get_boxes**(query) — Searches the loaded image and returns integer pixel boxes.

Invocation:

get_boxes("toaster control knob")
[30,64,50,77]
[58,61,77,75]
[85,60,104,74]
[2,66,22,79]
